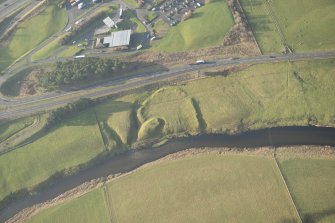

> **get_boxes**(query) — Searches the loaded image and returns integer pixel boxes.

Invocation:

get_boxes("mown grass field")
[0,0,67,71]
[27,188,110,223]
[277,148,335,223]
[239,0,335,53]
[152,0,234,51]
[25,152,301,223]
[1,59,334,206]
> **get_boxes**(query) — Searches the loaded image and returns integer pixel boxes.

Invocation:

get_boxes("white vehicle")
[65,26,72,32]
[151,7,156,11]
[78,2,85,9]
[150,36,156,41]
[75,18,84,25]
[136,44,143,50]
[196,60,205,64]
[74,55,85,59]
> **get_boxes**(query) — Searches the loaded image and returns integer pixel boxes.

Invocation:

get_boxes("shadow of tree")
[304,208,335,223]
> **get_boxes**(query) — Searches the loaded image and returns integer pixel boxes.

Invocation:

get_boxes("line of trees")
[44,98,95,129]
[38,58,125,88]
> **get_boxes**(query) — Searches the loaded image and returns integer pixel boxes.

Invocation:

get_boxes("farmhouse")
[96,29,131,49]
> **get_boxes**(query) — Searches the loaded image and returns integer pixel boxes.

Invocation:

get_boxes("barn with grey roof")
[102,30,131,48]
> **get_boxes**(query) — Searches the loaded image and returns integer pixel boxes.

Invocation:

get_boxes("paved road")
[0,0,31,19]
[1,50,335,120]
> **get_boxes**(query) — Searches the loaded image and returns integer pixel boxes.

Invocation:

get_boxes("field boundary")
[263,0,292,53]
[94,111,109,151]
[235,0,262,55]
[102,184,114,223]
[273,148,303,222]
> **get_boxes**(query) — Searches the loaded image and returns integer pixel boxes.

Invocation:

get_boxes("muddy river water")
[1,126,335,222]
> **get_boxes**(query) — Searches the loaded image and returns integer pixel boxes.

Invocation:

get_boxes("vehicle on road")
[74,55,85,59]
[196,60,206,64]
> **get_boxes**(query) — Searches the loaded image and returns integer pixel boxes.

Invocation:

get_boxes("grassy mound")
[137,117,165,140]
[152,0,234,51]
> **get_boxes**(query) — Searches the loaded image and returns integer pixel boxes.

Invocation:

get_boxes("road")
[0,0,32,19]
[1,50,335,120]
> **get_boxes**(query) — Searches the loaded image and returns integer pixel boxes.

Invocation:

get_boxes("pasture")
[277,148,335,223]
[239,0,335,53]
[25,152,301,223]
[0,0,67,71]
[0,111,105,201]
[152,0,234,51]
[27,188,110,223]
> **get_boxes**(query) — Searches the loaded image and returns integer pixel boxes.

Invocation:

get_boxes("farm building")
[103,16,116,28]
[96,29,132,49]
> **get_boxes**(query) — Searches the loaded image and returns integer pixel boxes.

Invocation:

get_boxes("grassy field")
[269,0,335,52]
[152,0,234,51]
[239,0,283,53]
[0,0,67,71]
[0,111,105,201]
[27,188,110,223]
[277,148,335,223]
[25,152,300,222]
[239,0,335,53]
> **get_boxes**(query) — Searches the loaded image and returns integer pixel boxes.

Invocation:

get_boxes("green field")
[152,0,234,51]
[0,0,67,71]
[25,152,300,223]
[277,149,335,222]
[239,0,283,53]
[239,0,335,53]
[27,188,110,223]
[0,111,105,201]
[1,59,334,205]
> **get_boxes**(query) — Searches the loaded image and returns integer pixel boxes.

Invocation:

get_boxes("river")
[1,126,335,222]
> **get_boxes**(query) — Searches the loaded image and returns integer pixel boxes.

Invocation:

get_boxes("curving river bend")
[1,126,335,222]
